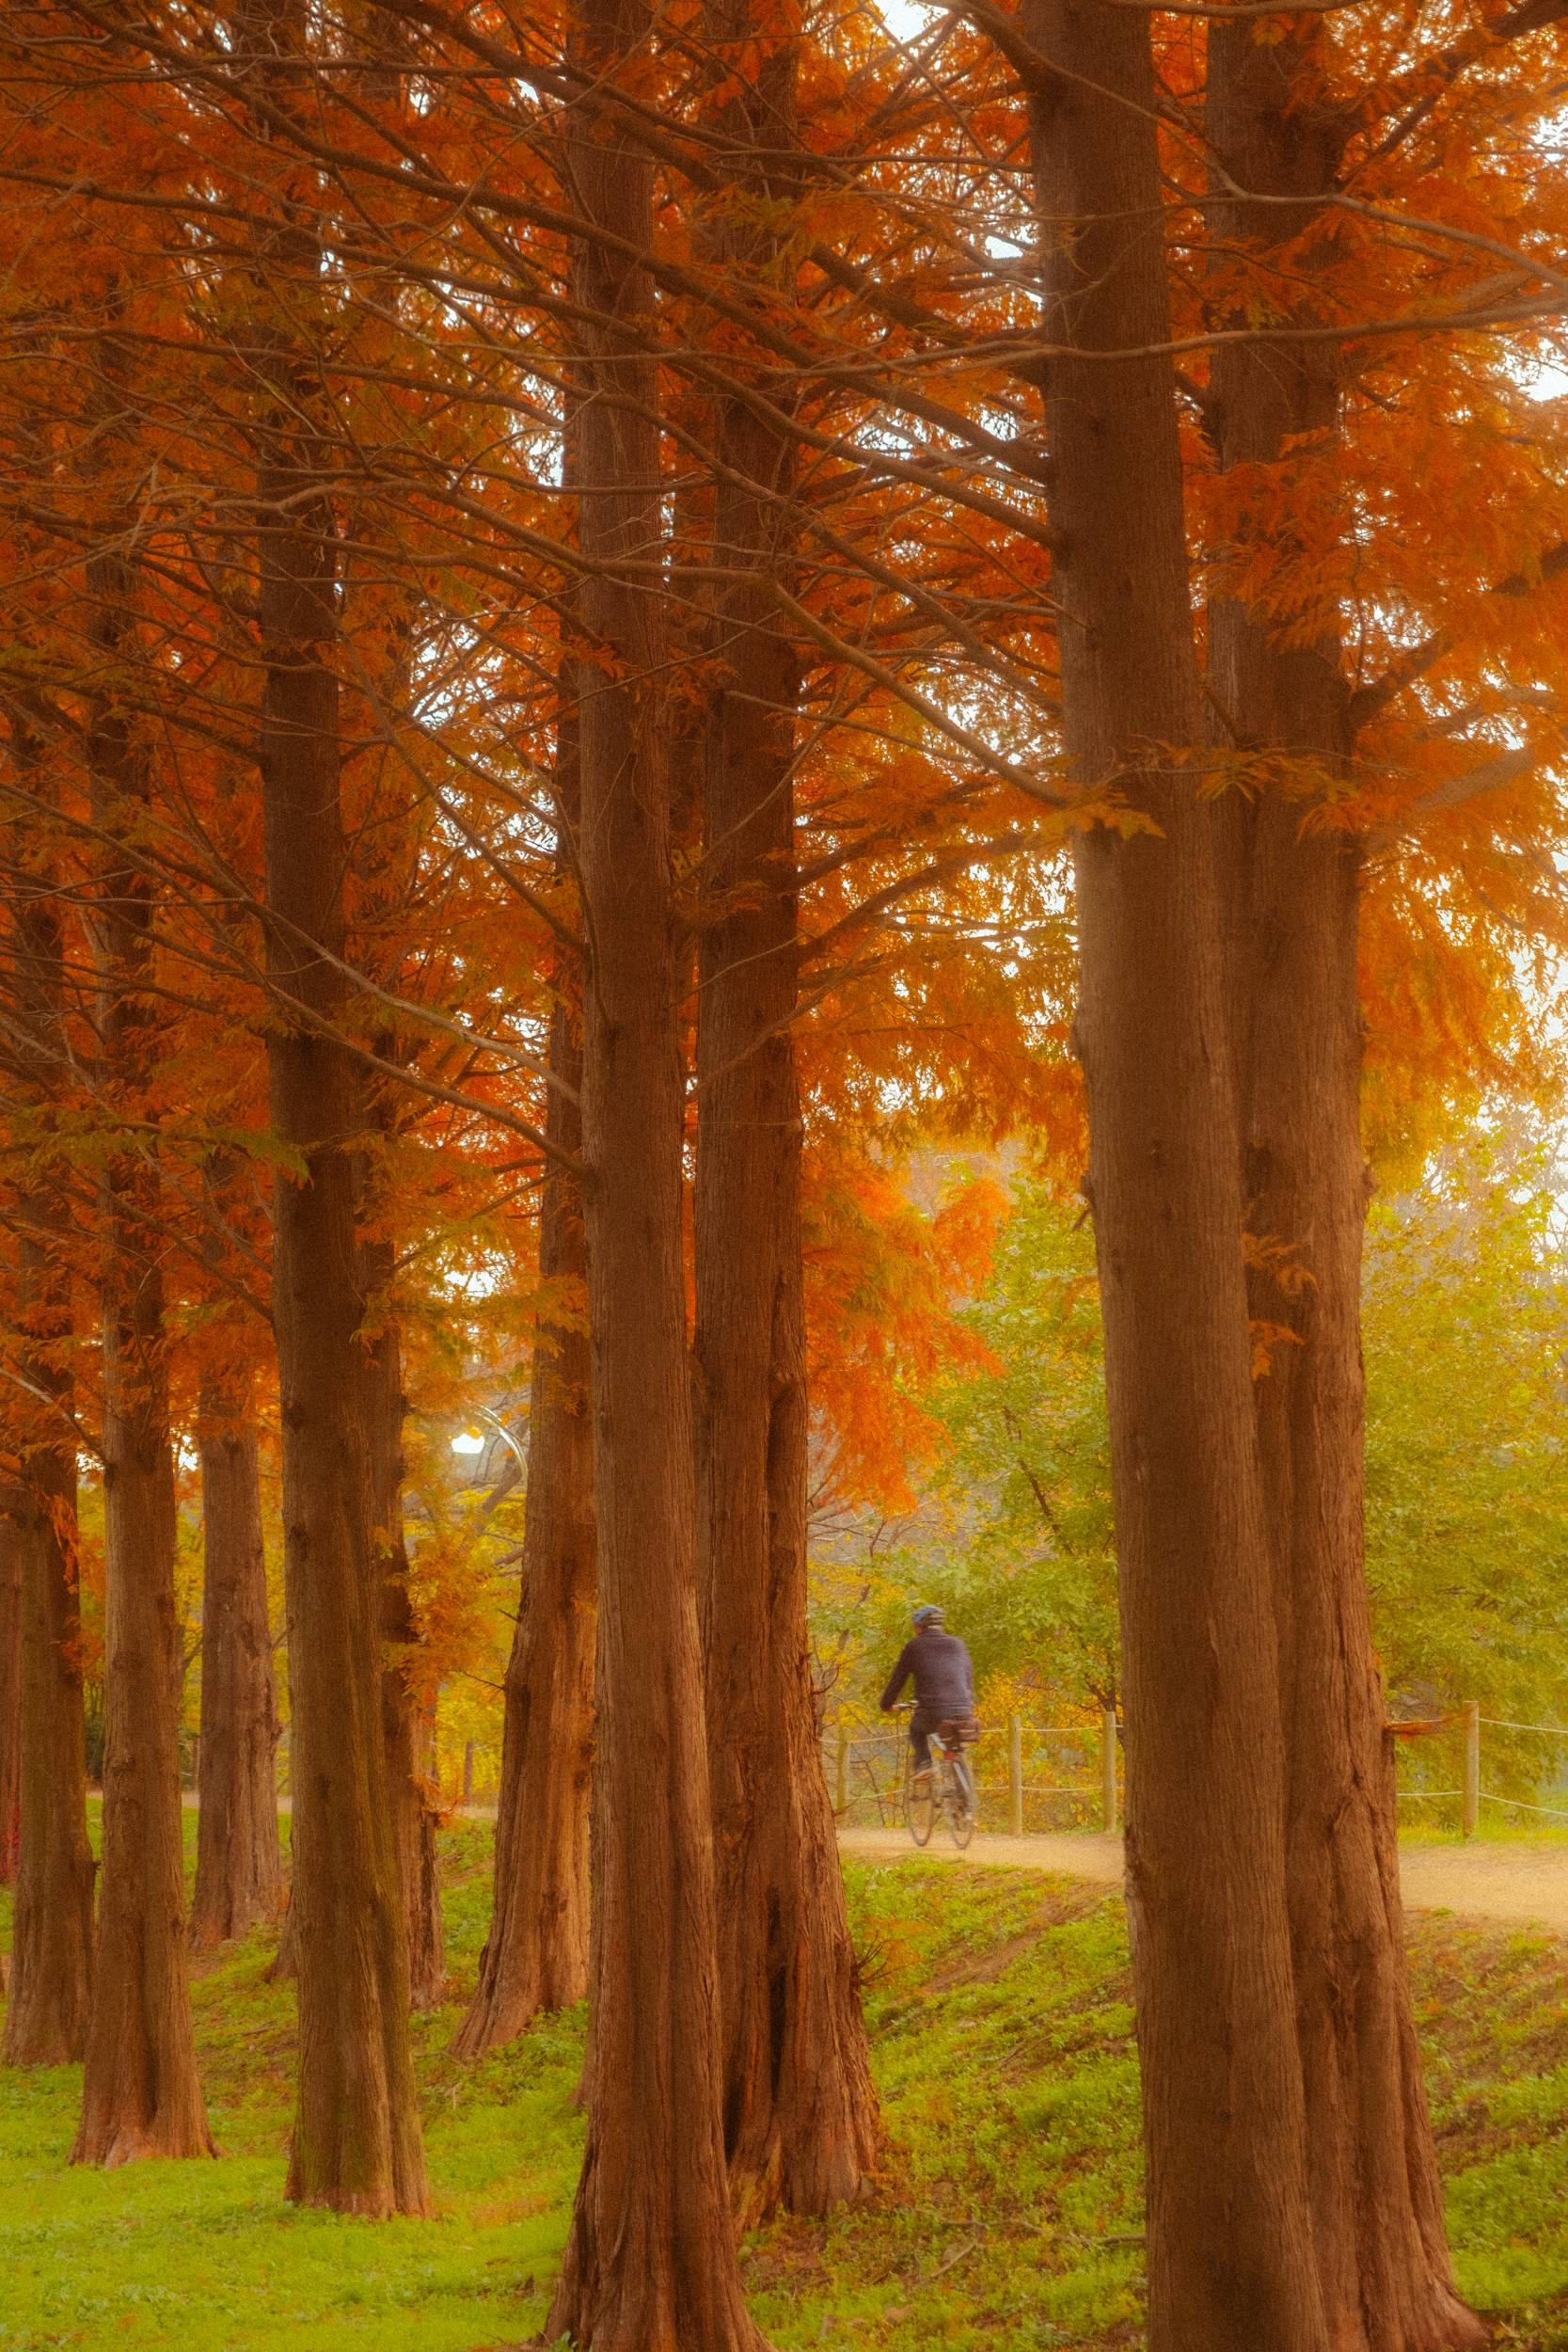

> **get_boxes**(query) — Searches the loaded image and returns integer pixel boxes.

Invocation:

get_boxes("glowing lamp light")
[451,1430,485,1455]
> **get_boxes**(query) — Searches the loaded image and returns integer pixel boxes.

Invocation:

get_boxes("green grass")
[1401,1822,1568,1848]
[5,1821,1568,2347]
[0,1818,577,2351]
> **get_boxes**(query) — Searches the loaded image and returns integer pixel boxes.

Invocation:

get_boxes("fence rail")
[829,1702,1568,1843]
[827,1708,1120,1836]
[1384,1700,1568,1836]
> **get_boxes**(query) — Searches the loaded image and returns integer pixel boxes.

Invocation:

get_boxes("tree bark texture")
[342,100,446,2008]
[254,292,430,2210]
[2,866,94,2064]
[1021,8,1327,2344]
[73,517,214,2168]
[3,1427,94,2066]
[546,1,770,2336]
[360,1256,446,2012]
[266,1883,299,1985]
[452,992,594,2058]
[190,1381,283,1951]
[692,5,877,2217]
[1206,30,1482,2345]
[0,1502,20,1886]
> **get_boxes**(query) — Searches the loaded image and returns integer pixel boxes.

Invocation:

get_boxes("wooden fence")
[832,1702,1568,1842]
[1397,1702,1568,1837]
[827,1708,1119,1836]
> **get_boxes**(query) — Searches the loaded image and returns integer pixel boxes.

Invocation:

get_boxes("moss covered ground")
[2,1820,1568,2347]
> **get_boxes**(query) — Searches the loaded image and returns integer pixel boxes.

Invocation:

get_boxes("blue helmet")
[911,1604,944,1629]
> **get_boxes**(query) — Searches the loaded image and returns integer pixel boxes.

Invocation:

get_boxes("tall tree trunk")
[545,0,769,2337]
[190,1378,282,1950]
[453,487,595,2064]
[452,993,594,2058]
[73,508,214,2168]
[1019,8,1326,2345]
[360,1249,446,2012]
[692,0,876,2219]
[0,1498,20,1887]
[253,301,430,2226]
[341,3,444,2003]
[1206,31,1482,2345]
[243,0,427,2215]
[4,1418,94,2065]
[259,579,429,2216]
[2,859,94,2066]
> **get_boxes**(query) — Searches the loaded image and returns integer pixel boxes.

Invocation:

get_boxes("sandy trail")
[838,1826,1568,1937]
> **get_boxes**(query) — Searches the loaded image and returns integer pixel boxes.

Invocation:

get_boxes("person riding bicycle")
[879,1604,975,1785]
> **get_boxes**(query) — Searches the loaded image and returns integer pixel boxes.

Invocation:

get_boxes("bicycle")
[902,1713,979,1850]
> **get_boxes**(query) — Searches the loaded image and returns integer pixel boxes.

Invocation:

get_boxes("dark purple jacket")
[880,1627,975,1720]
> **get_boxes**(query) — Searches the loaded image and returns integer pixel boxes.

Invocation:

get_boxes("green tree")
[1364,1142,1568,1806]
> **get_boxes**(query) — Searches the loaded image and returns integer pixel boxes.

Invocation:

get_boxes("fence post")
[1101,1708,1118,1836]
[1463,1701,1481,1839]
[835,1725,848,1819]
[1008,1714,1023,1837]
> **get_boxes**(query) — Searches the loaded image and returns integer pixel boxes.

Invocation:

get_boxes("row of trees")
[0,0,1565,2346]
[0,0,1043,2310]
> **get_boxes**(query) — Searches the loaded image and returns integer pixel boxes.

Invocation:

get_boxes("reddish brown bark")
[1237,816,1478,2349]
[455,489,594,2063]
[361,1263,446,2012]
[3,1422,94,2066]
[1021,7,1326,2344]
[254,352,430,2223]
[0,1498,20,1887]
[343,32,445,2005]
[1,856,94,2064]
[266,1884,299,1985]
[260,645,429,2212]
[1207,29,1482,2344]
[190,1380,283,1951]
[452,993,594,2059]
[76,1286,213,2163]
[691,4,876,2217]
[244,0,427,2215]
[545,0,769,2336]
[73,503,213,2168]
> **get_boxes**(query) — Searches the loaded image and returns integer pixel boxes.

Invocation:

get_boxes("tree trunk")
[1240,814,1479,2350]
[692,5,876,2216]
[0,1500,20,1887]
[1020,8,1327,2345]
[341,22,445,2002]
[452,992,594,2059]
[1206,30,1483,2344]
[266,1884,299,1984]
[4,1422,94,2065]
[360,1259,446,2012]
[254,328,430,2221]
[240,0,428,2213]
[260,640,430,2217]
[2,865,94,2065]
[545,0,769,2336]
[190,1382,282,1950]
[73,510,214,2168]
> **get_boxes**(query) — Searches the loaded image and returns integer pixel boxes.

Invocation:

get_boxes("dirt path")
[839,1825,1568,1936]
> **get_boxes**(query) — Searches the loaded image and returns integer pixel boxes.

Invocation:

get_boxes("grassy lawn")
[2,1820,1568,2348]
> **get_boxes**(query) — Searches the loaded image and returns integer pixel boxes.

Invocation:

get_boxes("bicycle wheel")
[905,1748,937,1846]
[944,1754,977,1849]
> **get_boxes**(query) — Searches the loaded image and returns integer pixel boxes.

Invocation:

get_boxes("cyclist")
[879,1604,975,1786]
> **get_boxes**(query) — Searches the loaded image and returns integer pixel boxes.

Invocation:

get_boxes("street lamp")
[449,1404,527,1472]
